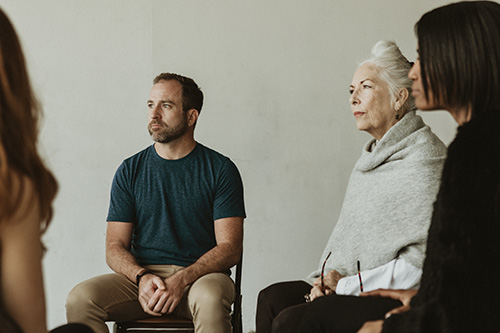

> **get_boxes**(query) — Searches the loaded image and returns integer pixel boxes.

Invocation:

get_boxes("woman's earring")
[395,107,400,120]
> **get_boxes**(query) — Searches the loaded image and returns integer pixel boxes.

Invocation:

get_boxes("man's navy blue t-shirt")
[106,143,246,266]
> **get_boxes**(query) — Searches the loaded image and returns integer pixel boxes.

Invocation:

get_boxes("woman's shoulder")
[401,124,448,163]
[440,111,500,196]
[449,110,500,160]
[0,173,40,234]
[392,112,447,160]
[457,110,500,141]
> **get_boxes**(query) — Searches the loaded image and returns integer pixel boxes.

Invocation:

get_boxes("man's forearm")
[173,217,244,286]
[175,241,241,286]
[106,245,145,283]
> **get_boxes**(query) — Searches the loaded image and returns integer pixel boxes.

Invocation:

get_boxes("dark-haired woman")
[300,1,500,332]
[0,7,92,333]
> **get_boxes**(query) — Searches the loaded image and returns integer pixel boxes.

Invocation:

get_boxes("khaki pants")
[66,265,235,333]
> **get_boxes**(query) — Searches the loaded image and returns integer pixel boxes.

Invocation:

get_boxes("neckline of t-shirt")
[150,142,199,163]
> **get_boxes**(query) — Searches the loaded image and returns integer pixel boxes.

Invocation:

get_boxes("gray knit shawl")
[309,111,447,279]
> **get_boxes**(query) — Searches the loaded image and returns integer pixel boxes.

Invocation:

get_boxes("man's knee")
[184,274,234,332]
[189,273,234,315]
[66,274,127,320]
[196,290,224,309]
[66,278,100,316]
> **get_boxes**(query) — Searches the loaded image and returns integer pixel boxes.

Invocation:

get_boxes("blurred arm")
[0,179,48,333]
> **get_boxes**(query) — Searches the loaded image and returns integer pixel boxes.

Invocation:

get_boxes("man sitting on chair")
[66,73,246,333]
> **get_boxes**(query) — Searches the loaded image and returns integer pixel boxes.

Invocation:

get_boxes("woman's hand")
[356,289,417,333]
[357,320,383,333]
[309,270,344,301]
[309,284,329,301]
[360,289,417,317]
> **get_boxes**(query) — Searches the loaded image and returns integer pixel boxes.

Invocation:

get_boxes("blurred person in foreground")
[0,6,91,333]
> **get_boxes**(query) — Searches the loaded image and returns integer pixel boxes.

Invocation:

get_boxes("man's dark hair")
[153,73,203,114]
[416,1,500,119]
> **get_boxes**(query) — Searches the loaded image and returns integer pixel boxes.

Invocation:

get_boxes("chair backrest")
[113,254,243,333]
[231,253,243,333]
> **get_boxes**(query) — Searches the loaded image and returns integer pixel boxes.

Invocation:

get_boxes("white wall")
[1,0,153,329]
[2,1,462,332]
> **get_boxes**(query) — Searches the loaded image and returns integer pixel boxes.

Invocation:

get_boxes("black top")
[383,110,500,332]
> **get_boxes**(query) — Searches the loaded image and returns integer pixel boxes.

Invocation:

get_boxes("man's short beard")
[148,118,189,143]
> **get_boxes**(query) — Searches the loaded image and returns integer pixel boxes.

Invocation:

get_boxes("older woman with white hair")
[255,40,447,333]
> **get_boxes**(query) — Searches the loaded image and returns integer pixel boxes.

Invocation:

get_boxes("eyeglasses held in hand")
[305,251,332,303]
[321,251,332,291]
[357,260,364,292]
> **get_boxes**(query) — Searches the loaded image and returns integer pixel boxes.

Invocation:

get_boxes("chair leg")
[231,294,243,333]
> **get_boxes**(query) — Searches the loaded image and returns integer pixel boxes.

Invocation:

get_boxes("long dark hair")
[0,7,58,232]
[416,1,500,119]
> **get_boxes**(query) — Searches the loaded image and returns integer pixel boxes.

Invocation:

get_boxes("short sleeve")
[106,162,136,223]
[213,159,246,221]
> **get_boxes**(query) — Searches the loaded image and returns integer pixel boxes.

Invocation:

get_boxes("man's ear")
[188,109,199,127]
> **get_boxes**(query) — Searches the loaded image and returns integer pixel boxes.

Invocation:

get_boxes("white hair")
[361,40,416,113]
